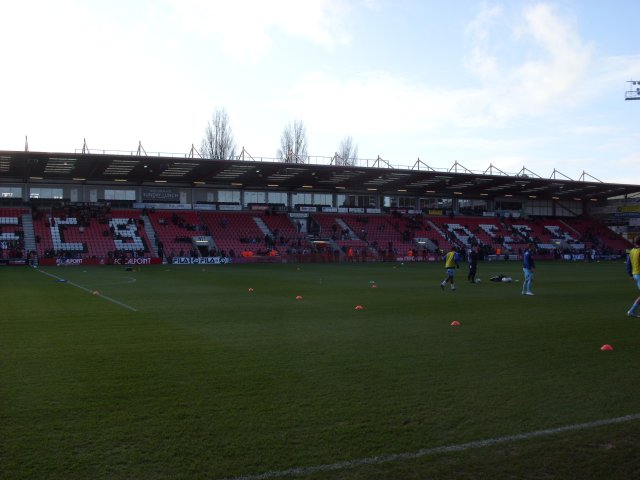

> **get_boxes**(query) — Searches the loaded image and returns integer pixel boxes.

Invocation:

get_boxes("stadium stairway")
[559,218,581,237]
[414,236,438,252]
[21,213,36,254]
[326,238,346,259]
[427,220,448,246]
[141,214,159,256]
[335,218,358,240]
[253,216,271,236]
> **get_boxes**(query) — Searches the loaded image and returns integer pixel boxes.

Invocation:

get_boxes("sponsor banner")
[408,209,422,215]
[141,187,180,203]
[112,257,160,265]
[394,256,436,262]
[299,206,317,212]
[366,208,381,214]
[427,209,443,215]
[133,202,193,210]
[348,208,365,213]
[563,254,585,261]
[289,212,308,218]
[40,257,161,266]
[193,203,217,211]
[0,216,19,225]
[396,256,416,262]
[483,211,497,217]
[218,204,242,211]
[171,256,231,265]
[250,204,270,211]
[498,210,521,218]
[618,205,640,213]
[57,258,83,266]
[322,207,338,213]
[612,212,640,218]
[0,259,28,266]
[337,207,349,213]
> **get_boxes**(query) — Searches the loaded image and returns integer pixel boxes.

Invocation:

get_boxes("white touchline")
[37,268,138,312]
[218,413,640,480]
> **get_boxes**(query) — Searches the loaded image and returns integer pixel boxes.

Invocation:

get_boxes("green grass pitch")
[1,261,640,479]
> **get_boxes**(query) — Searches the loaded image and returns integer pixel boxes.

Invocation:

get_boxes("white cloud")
[462,3,594,122]
[272,71,459,134]
[269,1,602,155]
[166,0,350,62]
[464,4,503,81]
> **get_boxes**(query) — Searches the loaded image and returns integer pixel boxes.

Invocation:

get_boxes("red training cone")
[355,305,364,310]
[248,287,254,292]
[450,321,461,326]
[600,344,613,351]
[295,295,303,300]
[371,284,378,289]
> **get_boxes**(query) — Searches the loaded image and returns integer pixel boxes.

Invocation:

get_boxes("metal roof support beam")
[448,161,473,174]
[411,158,435,171]
[238,146,255,162]
[483,163,508,176]
[136,141,147,157]
[517,166,541,178]
[371,156,394,169]
[188,144,202,159]
[550,169,573,181]
[578,171,602,183]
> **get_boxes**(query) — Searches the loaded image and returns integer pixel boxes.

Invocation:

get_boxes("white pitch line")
[219,413,640,480]
[37,268,138,312]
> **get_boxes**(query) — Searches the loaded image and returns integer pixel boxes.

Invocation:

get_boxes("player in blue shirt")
[522,243,536,296]
[626,236,640,317]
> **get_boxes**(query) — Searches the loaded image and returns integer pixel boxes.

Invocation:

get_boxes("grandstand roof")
[2,149,639,201]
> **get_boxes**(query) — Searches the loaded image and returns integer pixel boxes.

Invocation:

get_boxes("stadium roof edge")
[1,149,639,201]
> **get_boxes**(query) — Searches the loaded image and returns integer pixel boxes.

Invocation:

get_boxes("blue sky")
[1,0,638,184]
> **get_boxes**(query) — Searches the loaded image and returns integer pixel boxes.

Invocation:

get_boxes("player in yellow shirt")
[626,236,640,318]
[440,246,461,291]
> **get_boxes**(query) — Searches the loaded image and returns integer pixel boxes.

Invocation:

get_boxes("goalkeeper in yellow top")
[441,246,461,292]
[626,235,640,318]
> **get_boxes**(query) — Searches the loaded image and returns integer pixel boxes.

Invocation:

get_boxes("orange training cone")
[600,344,613,351]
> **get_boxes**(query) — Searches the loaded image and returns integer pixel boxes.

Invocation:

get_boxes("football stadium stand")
[0,149,637,264]
[3,204,633,264]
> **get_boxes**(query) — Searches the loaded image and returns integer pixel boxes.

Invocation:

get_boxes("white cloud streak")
[166,0,350,62]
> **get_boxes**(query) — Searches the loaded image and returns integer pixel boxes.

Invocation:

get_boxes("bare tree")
[335,136,358,166]
[201,107,237,160]
[277,120,308,163]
